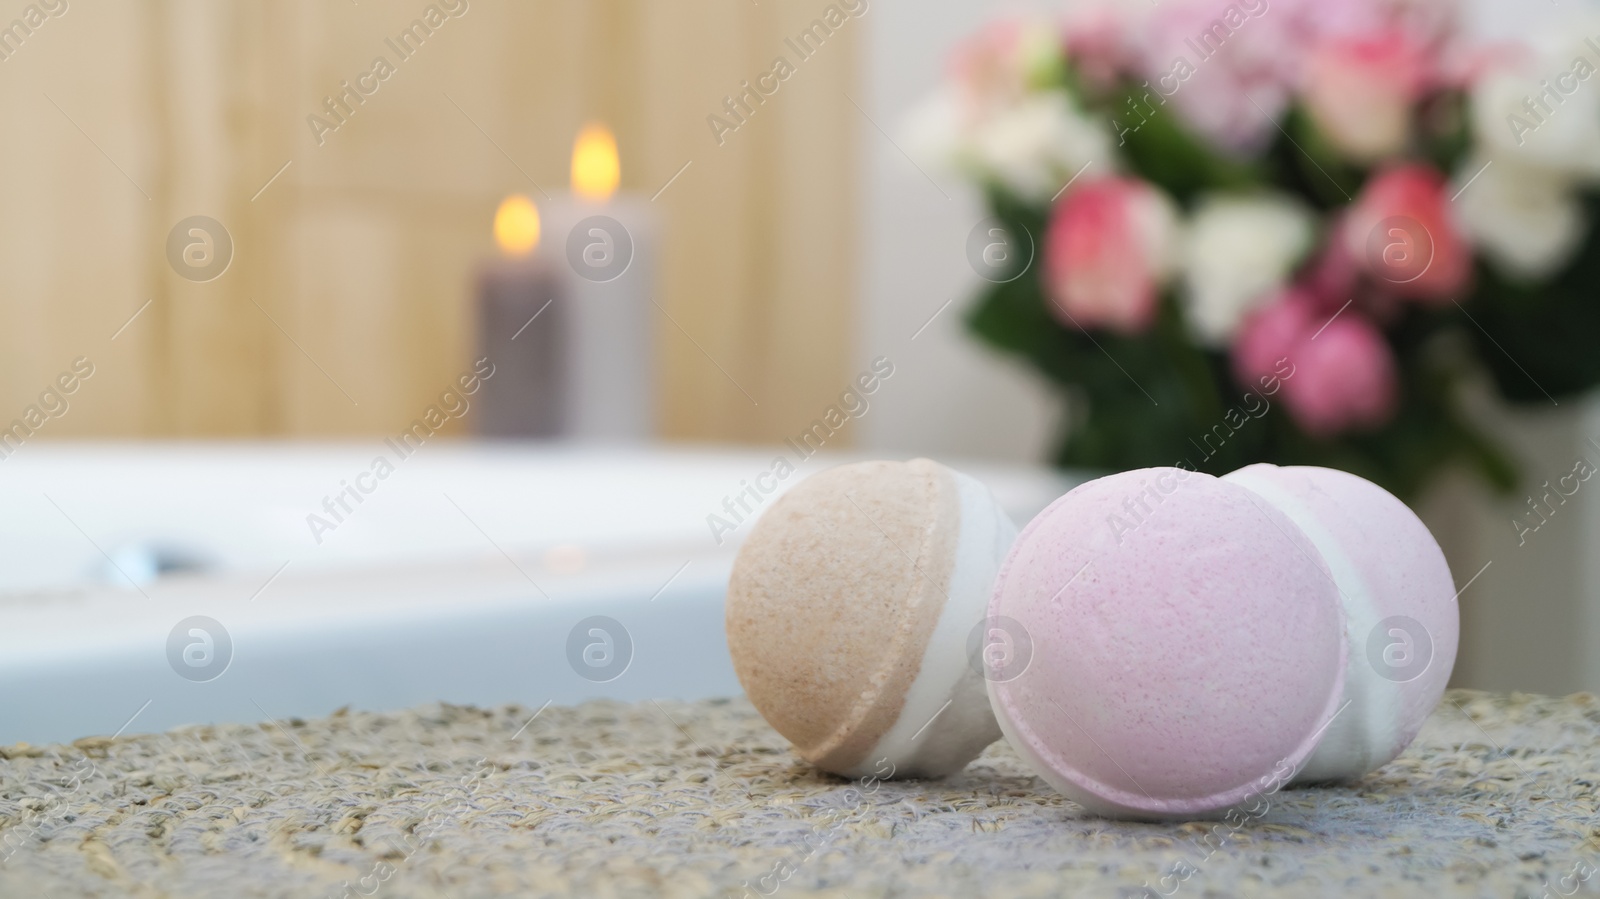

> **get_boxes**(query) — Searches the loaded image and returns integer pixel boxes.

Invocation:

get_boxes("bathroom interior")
[2,0,1598,896]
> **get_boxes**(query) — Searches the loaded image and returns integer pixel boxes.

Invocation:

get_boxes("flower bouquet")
[908,0,1600,500]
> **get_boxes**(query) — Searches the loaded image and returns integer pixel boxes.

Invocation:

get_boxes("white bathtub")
[0,442,1073,745]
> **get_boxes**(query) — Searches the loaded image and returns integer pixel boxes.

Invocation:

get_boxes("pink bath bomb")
[1222,463,1457,783]
[987,467,1347,819]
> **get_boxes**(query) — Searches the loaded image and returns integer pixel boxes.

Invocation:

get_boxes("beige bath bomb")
[726,459,1019,778]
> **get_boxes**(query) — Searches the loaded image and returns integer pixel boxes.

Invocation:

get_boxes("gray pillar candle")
[544,193,656,442]
[475,257,565,438]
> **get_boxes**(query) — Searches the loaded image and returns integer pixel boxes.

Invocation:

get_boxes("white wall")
[854,0,1059,464]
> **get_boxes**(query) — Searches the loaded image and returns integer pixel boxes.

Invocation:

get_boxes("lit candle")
[475,193,566,437]
[541,123,657,442]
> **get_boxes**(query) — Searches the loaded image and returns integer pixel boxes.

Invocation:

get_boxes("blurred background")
[0,0,860,441]
[0,0,1595,737]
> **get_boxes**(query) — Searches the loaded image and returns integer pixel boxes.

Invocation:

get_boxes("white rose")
[1179,193,1316,345]
[964,93,1113,202]
[1471,22,1600,183]
[1453,155,1586,280]
[900,90,1110,202]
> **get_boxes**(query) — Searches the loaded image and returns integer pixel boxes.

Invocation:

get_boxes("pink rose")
[1281,316,1399,437]
[1132,0,1462,156]
[1137,0,1306,155]
[1232,287,1318,385]
[948,19,1063,109]
[1304,33,1430,161]
[1044,178,1178,334]
[1063,7,1133,90]
[950,20,1027,104]
[1234,288,1398,437]
[1343,164,1472,303]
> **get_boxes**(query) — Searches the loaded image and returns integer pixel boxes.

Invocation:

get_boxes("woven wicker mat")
[0,689,1595,898]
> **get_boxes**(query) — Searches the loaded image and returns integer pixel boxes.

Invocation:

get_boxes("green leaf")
[1464,192,1600,404]
[1102,85,1260,204]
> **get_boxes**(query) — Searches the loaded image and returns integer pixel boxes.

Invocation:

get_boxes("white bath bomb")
[1223,463,1459,783]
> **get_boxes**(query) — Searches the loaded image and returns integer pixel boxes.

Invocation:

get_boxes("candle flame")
[493,194,540,256]
[571,123,620,201]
